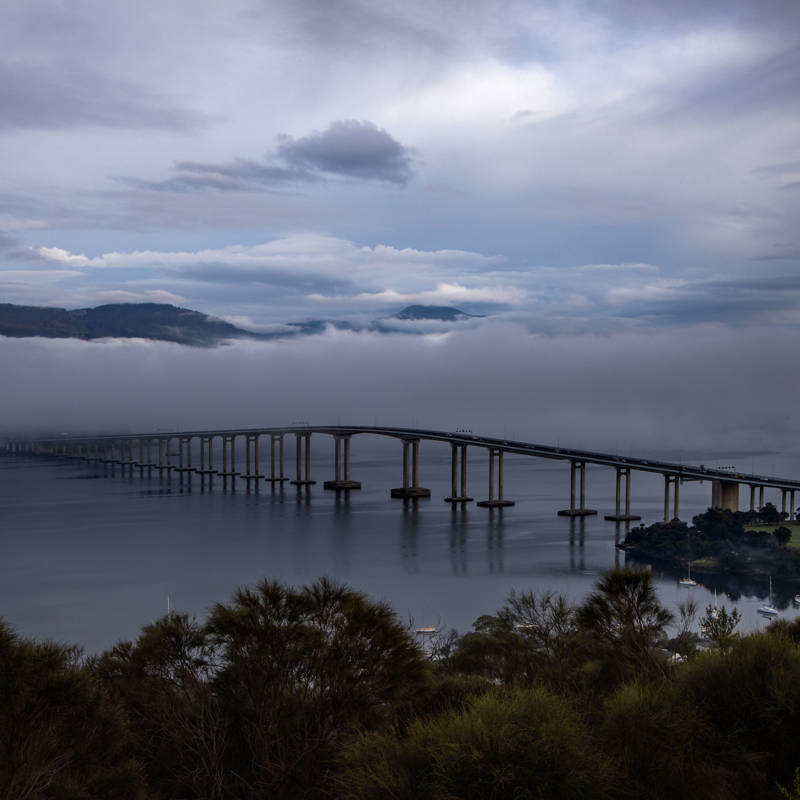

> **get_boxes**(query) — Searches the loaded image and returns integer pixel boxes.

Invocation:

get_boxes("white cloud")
[607,279,688,304]
[309,282,526,306]
[93,289,189,304]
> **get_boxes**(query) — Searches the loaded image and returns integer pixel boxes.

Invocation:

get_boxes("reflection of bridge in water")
[5,425,800,522]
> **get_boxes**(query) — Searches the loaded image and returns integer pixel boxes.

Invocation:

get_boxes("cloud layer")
[4,325,800,476]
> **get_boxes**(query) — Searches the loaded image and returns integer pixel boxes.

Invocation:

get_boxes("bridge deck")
[14,425,800,491]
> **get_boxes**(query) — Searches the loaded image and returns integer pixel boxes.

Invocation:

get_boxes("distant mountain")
[0,303,258,347]
[0,302,487,346]
[391,305,480,321]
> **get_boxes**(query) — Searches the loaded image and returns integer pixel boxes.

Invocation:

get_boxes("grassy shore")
[743,523,800,548]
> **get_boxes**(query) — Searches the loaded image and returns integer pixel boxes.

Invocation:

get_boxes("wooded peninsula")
[621,505,800,585]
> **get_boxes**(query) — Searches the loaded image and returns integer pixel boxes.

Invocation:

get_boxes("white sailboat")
[757,577,779,617]
[679,561,697,587]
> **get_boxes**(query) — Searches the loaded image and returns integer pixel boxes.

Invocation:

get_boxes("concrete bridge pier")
[174,437,193,485]
[759,485,765,511]
[477,448,514,507]
[98,442,112,465]
[291,432,316,486]
[265,434,288,484]
[324,435,361,490]
[780,489,795,520]
[749,485,756,512]
[155,438,171,478]
[121,440,136,476]
[558,460,597,517]
[605,467,641,521]
[241,434,265,490]
[712,479,739,512]
[391,439,431,498]
[218,435,239,488]
[144,439,155,477]
[445,443,473,504]
[663,474,680,521]
[196,436,216,476]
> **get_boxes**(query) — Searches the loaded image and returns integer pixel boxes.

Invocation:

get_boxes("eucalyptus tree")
[205,577,430,800]
[0,621,145,799]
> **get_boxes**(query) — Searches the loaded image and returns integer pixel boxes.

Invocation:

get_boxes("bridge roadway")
[5,425,800,521]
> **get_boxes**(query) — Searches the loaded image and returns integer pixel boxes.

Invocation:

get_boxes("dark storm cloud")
[122,121,415,193]
[0,61,211,132]
[276,120,414,184]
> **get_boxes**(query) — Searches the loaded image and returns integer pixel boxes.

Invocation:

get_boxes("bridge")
[4,425,800,522]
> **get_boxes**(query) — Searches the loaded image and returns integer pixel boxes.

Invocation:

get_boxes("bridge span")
[4,425,800,522]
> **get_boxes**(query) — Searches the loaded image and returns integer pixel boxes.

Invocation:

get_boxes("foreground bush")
[337,686,617,800]
[0,621,145,799]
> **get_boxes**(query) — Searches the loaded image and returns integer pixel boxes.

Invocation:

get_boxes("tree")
[205,577,430,800]
[576,567,674,687]
[337,687,618,800]
[0,621,145,799]
[91,612,226,800]
[669,599,699,658]
[600,680,736,799]
[699,604,741,649]
[447,590,576,689]
[760,502,781,524]
[774,526,793,546]
[677,633,800,794]
[779,768,800,799]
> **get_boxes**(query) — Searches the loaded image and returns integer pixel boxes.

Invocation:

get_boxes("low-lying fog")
[3,323,799,472]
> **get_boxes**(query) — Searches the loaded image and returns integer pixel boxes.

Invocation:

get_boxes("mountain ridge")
[0,302,480,346]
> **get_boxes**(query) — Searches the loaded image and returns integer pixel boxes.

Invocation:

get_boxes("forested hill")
[0,302,258,346]
[0,302,480,346]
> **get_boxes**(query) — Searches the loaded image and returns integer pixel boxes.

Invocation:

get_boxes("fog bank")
[2,324,798,464]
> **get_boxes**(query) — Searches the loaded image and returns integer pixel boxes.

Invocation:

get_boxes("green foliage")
[779,768,800,799]
[90,612,225,799]
[205,576,430,799]
[624,507,800,579]
[699,603,741,649]
[447,590,576,690]
[677,633,800,794]
[0,620,145,799]
[774,526,793,545]
[575,567,674,687]
[600,681,736,799]
[8,570,800,799]
[337,687,618,800]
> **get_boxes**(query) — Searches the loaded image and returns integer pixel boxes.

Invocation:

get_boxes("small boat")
[757,577,779,617]
[679,562,697,587]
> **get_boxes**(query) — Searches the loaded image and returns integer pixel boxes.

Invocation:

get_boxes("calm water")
[2,438,798,654]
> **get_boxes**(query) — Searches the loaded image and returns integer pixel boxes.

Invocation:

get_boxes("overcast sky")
[2,0,798,329]
[2,1,800,454]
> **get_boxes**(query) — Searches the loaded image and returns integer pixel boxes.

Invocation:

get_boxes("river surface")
[2,438,799,654]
